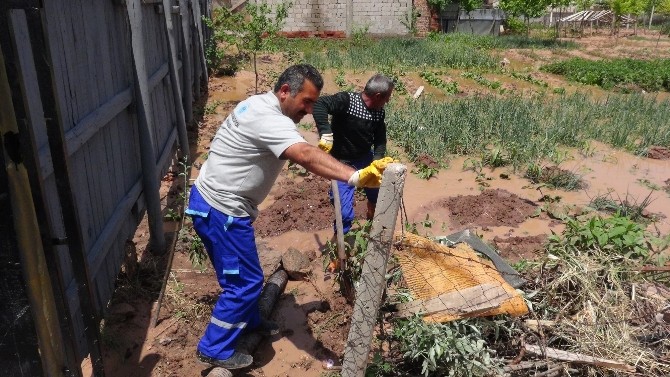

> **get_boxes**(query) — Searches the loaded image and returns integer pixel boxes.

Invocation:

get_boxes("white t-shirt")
[195,91,305,219]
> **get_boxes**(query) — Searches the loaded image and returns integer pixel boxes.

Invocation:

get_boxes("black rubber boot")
[196,350,253,369]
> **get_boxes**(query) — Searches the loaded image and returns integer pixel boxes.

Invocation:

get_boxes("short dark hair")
[274,64,324,95]
[363,74,394,96]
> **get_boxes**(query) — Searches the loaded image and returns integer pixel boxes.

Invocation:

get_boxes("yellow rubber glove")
[318,133,333,153]
[347,157,395,188]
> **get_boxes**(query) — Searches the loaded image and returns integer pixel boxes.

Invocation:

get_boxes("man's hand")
[347,157,394,188]
[318,133,333,153]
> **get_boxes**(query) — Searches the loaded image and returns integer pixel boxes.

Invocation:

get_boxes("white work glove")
[318,133,333,153]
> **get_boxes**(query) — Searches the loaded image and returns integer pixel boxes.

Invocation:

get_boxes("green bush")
[504,17,527,35]
[548,213,650,260]
[392,316,500,377]
[542,58,670,92]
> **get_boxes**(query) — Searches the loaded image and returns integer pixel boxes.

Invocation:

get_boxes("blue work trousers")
[186,185,263,360]
[330,154,379,234]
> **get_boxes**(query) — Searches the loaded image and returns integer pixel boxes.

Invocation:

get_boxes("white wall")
[259,0,413,35]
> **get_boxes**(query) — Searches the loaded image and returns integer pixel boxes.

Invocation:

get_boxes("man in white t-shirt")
[186,64,390,370]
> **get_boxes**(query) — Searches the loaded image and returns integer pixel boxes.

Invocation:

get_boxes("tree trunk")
[253,51,258,94]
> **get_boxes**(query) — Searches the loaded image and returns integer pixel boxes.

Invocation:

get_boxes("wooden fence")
[0,0,209,375]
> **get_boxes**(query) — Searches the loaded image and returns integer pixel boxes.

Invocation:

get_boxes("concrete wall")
[258,0,415,36]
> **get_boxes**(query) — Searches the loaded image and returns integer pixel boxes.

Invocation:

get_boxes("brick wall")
[259,0,416,36]
[414,0,430,35]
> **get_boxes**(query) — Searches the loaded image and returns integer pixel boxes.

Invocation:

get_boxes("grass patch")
[542,58,670,92]
[386,93,670,168]
[276,33,574,73]
[588,190,655,222]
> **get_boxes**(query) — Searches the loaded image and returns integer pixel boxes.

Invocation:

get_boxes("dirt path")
[87,34,670,377]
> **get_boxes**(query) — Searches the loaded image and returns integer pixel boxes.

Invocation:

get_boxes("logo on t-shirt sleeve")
[236,104,249,116]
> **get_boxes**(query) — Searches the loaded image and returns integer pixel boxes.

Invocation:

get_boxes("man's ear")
[278,83,291,101]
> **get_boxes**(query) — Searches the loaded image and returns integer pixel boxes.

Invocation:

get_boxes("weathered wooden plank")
[395,284,511,318]
[179,0,193,123]
[88,178,142,277]
[2,17,67,375]
[71,0,107,246]
[33,3,108,372]
[158,0,190,158]
[88,122,174,278]
[191,8,201,98]
[108,8,136,223]
[126,0,166,252]
[524,344,635,372]
[37,62,170,179]
[342,164,407,377]
[192,0,208,87]
[90,0,124,222]
[157,126,178,178]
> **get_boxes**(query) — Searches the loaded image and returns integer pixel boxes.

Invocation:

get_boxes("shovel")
[331,180,355,301]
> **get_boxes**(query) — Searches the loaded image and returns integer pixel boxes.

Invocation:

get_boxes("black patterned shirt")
[313,91,387,163]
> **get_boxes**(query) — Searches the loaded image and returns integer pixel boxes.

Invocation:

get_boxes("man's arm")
[281,142,355,182]
[312,92,348,136]
[373,121,388,160]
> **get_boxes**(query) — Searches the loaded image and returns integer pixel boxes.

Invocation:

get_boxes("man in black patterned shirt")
[313,73,394,235]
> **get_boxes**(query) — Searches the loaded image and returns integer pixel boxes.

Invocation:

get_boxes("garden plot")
[92,32,670,377]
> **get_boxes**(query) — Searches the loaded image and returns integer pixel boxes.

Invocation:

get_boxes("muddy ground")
[86,32,670,377]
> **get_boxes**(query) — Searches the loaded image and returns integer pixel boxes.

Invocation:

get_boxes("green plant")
[323,220,372,285]
[206,1,292,93]
[379,65,408,95]
[419,214,434,228]
[588,190,655,222]
[504,17,528,35]
[541,57,670,92]
[426,0,453,11]
[351,24,371,47]
[164,208,181,222]
[638,178,662,191]
[510,71,548,87]
[188,234,208,269]
[463,158,492,190]
[419,70,459,95]
[204,100,222,115]
[481,145,509,168]
[392,315,501,377]
[548,213,651,260]
[365,351,394,377]
[404,221,419,234]
[400,6,422,36]
[414,162,439,180]
[334,69,354,91]
[525,165,583,191]
[460,71,501,90]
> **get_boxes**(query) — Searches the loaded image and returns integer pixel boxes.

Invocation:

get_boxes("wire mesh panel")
[394,232,528,322]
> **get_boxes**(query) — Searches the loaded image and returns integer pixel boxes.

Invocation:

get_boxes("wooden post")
[0,38,47,377]
[341,164,407,377]
[192,0,208,87]
[191,2,201,99]
[23,6,108,374]
[179,0,193,124]
[8,9,84,376]
[126,0,166,253]
[161,0,190,160]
